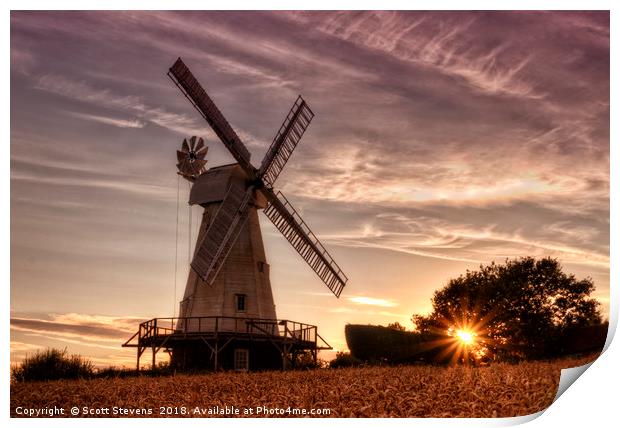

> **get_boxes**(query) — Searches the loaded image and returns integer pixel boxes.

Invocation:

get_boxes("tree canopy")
[412,257,602,361]
[387,322,407,331]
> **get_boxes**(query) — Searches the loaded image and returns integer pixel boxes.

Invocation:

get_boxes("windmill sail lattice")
[260,96,314,187]
[168,57,348,298]
[263,188,347,297]
[190,183,253,285]
[168,58,254,177]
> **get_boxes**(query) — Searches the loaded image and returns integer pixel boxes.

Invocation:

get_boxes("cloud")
[10,338,138,368]
[329,306,410,319]
[287,11,543,99]
[11,161,175,201]
[10,313,143,344]
[15,331,123,351]
[317,202,609,269]
[66,111,146,128]
[9,313,153,367]
[10,341,43,353]
[202,51,294,89]
[11,48,36,76]
[11,313,144,366]
[348,296,398,307]
[34,74,204,136]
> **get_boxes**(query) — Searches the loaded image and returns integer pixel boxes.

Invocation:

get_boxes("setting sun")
[456,329,475,345]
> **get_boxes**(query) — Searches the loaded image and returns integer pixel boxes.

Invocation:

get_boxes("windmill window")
[258,261,269,275]
[234,349,249,371]
[235,294,247,313]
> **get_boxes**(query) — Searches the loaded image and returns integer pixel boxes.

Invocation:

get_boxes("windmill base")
[123,316,332,372]
[170,337,307,371]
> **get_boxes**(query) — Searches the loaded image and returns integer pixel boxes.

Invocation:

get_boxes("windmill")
[124,58,348,371]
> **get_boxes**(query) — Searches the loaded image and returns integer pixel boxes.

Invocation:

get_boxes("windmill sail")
[262,188,347,297]
[259,96,314,187]
[168,58,255,178]
[170,57,347,298]
[191,183,253,284]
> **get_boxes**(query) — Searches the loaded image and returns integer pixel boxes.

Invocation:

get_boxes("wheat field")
[11,354,597,418]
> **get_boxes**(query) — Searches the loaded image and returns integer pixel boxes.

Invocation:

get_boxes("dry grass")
[11,354,598,418]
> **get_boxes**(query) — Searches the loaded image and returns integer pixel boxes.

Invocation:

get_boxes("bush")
[12,348,95,382]
[329,351,363,368]
[94,366,136,379]
[290,351,326,370]
[95,362,172,378]
[558,322,608,355]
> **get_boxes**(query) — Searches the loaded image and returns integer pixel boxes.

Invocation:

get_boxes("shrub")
[94,366,136,379]
[329,351,363,368]
[12,348,94,382]
[387,322,407,331]
[290,350,326,370]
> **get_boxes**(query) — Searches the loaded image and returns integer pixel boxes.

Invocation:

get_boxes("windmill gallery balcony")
[123,316,332,372]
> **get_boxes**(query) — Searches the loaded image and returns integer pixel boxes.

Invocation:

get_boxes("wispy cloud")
[11,313,141,342]
[10,341,43,353]
[66,111,146,128]
[348,296,398,307]
[11,163,175,201]
[329,306,410,319]
[317,205,609,269]
[9,312,144,365]
[287,11,543,99]
[11,48,36,76]
[35,74,203,136]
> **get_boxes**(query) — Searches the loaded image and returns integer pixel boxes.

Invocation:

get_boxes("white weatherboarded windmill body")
[124,58,348,371]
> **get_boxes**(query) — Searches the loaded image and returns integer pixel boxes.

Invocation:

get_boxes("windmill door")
[234,349,249,371]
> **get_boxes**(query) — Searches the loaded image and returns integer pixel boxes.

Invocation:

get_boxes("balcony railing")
[128,316,320,345]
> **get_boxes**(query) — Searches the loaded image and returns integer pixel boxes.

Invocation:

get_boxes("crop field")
[11,354,598,418]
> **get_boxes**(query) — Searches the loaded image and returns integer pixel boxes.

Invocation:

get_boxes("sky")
[10,11,609,367]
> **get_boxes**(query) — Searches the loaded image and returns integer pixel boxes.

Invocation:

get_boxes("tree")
[412,257,602,361]
[387,322,407,331]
